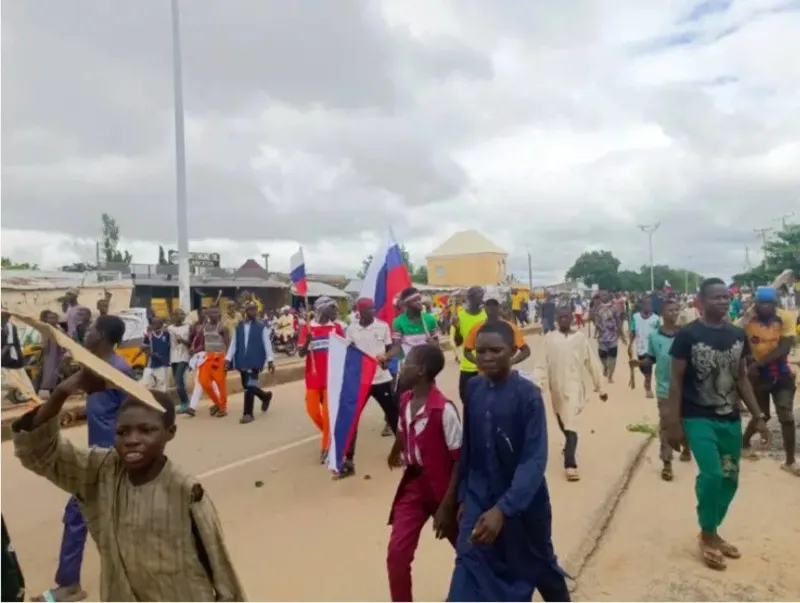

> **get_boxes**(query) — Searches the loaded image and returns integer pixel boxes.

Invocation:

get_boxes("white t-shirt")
[398,401,462,466]
[167,324,191,364]
[574,302,583,316]
[631,312,660,357]
[345,319,393,384]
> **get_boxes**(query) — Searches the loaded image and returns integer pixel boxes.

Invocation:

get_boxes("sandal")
[717,538,741,559]
[209,405,219,416]
[699,539,727,570]
[780,462,800,477]
[33,586,88,602]
[565,468,580,482]
[661,463,673,481]
[679,449,692,462]
[743,448,760,461]
[215,410,228,418]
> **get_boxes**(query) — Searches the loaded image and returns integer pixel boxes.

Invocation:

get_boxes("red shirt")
[298,321,345,389]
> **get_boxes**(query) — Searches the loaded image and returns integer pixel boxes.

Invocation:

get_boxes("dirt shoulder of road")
[576,441,800,601]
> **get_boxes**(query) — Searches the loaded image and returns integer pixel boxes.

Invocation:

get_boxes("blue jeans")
[55,497,86,587]
[171,362,189,407]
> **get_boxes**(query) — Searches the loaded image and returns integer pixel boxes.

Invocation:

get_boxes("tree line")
[565,249,704,293]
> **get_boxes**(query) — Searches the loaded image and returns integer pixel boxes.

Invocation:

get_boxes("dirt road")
[577,408,800,601]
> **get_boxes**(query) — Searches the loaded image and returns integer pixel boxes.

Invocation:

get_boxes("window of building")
[435,265,445,278]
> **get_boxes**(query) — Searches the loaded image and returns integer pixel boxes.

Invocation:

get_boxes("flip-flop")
[699,541,727,570]
[33,587,88,602]
[661,465,674,481]
[717,539,741,559]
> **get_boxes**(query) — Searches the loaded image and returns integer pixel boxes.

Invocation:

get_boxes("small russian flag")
[359,230,412,323]
[290,248,308,297]
[326,333,378,474]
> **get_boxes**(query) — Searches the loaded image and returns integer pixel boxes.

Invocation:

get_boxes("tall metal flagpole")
[638,223,660,291]
[171,0,191,311]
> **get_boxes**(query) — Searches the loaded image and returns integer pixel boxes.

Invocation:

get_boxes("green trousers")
[683,418,742,533]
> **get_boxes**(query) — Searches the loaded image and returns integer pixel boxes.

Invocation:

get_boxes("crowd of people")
[1,277,798,601]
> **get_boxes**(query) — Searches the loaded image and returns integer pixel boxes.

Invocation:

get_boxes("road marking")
[198,434,319,479]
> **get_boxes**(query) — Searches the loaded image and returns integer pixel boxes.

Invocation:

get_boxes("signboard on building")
[168,250,221,268]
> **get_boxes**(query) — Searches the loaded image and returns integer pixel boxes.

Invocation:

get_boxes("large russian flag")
[290,248,308,297]
[359,230,412,323]
[326,333,378,474]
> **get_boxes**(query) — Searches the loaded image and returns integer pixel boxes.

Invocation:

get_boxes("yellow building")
[426,230,508,287]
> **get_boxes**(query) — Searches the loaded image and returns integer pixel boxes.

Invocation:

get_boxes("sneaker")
[185,408,196,417]
[381,424,393,437]
[239,414,254,424]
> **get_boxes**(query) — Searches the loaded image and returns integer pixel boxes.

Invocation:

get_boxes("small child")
[645,297,691,481]
[13,370,245,601]
[386,344,461,602]
[138,317,171,392]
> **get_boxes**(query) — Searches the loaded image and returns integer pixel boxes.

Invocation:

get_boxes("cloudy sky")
[2,0,799,284]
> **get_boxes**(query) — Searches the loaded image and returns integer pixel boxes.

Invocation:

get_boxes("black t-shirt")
[669,320,747,421]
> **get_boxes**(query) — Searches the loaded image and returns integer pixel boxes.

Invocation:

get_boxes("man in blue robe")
[447,321,570,602]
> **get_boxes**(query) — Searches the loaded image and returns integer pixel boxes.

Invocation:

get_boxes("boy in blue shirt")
[138,317,171,392]
[645,297,691,481]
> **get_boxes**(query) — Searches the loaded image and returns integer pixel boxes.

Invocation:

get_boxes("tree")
[732,222,800,286]
[566,251,704,292]
[158,245,169,265]
[565,250,621,291]
[411,265,428,284]
[1,257,38,270]
[357,245,414,279]
[101,213,133,264]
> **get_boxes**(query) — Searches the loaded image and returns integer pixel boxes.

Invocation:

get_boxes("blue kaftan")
[447,371,568,602]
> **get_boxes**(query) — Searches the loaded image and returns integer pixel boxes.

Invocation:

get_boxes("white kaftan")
[534,330,604,432]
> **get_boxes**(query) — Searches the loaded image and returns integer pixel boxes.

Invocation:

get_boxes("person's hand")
[267,361,275,374]
[469,506,504,545]
[224,360,232,372]
[387,447,403,469]
[432,500,457,540]
[753,416,771,446]
[665,418,685,451]
[599,393,608,402]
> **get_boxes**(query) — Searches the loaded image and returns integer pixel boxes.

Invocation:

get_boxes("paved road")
[4,330,764,601]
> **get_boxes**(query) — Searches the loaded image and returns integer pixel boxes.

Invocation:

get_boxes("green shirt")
[647,328,676,401]
[392,312,439,359]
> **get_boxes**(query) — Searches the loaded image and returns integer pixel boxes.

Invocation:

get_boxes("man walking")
[343,297,398,477]
[665,278,769,570]
[227,301,275,424]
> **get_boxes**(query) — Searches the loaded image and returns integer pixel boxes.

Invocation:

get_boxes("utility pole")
[527,251,533,290]
[774,211,795,229]
[171,0,191,312]
[754,227,773,269]
[744,245,752,271]
[95,241,101,267]
[683,253,693,294]
[638,223,660,291]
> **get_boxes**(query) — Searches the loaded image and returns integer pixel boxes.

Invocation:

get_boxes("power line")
[638,223,660,291]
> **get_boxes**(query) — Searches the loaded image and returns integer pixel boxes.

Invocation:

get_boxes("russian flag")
[359,230,412,323]
[326,333,378,474]
[290,248,308,297]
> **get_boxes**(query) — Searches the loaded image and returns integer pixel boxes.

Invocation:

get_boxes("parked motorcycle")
[271,331,298,356]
